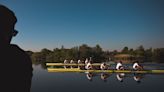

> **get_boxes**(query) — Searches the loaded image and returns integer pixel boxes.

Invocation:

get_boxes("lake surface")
[31,63,164,92]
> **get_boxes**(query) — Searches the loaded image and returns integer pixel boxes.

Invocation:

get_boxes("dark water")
[31,64,164,92]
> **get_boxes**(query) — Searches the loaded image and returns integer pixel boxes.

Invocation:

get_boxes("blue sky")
[1,0,164,51]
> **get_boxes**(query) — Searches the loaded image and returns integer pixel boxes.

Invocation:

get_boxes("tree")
[31,52,45,64]
[79,44,92,60]
[30,44,164,64]
[92,44,104,62]
[121,46,129,54]
[135,45,145,62]
[152,48,164,63]
[145,48,153,62]
[41,48,52,56]
[129,48,134,55]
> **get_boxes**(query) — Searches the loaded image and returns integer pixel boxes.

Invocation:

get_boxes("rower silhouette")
[0,4,33,92]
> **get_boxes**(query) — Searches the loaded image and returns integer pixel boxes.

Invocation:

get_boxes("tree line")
[26,44,164,64]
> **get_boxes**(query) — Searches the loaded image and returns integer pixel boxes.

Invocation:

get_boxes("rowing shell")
[47,68,164,74]
[46,63,101,66]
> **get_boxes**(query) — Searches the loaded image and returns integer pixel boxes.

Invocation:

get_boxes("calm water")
[31,64,164,92]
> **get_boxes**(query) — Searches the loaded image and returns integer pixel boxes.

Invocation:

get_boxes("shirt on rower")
[100,63,108,70]
[133,63,139,70]
[116,62,123,70]
[85,62,92,70]
[85,58,89,64]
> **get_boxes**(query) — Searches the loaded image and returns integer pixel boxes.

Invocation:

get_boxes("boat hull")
[47,68,164,74]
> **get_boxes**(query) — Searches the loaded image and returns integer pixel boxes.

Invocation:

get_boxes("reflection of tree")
[152,48,164,63]
[40,63,47,69]
[32,62,47,70]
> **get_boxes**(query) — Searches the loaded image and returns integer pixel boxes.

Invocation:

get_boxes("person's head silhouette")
[0,4,18,47]
[0,5,33,92]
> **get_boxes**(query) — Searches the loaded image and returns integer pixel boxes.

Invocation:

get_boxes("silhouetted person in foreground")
[0,4,33,92]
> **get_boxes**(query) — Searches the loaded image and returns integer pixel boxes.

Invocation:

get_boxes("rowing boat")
[46,63,164,73]
[46,63,101,66]
[47,68,164,74]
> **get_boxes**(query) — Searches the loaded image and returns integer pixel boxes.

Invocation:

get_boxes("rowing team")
[86,60,143,71]
[64,59,143,71]
[116,61,143,71]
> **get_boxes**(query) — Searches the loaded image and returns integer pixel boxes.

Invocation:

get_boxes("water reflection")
[85,72,110,82]
[100,73,110,82]
[116,73,125,82]
[85,72,94,81]
[133,73,144,83]
[31,64,164,92]
[45,63,164,84]
[83,72,146,83]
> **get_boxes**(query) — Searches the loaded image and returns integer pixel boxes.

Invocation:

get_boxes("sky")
[1,0,164,51]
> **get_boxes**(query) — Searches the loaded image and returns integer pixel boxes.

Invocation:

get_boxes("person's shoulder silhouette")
[0,4,33,92]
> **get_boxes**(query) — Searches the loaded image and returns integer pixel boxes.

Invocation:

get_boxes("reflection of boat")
[47,68,164,74]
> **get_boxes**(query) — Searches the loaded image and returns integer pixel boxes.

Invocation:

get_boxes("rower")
[70,59,76,68]
[78,59,85,70]
[78,59,82,64]
[70,59,75,64]
[85,62,93,70]
[133,61,143,71]
[64,59,69,64]
[116,61,124,70]
[100,62,108,70]
[89,57,93,63]
[63,59,69,69]
[85,58,89,64]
